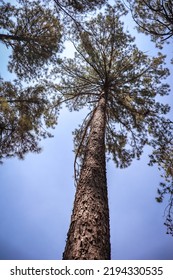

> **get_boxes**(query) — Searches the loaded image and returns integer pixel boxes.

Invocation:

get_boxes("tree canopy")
[126,0,173,47]
[52,3,172,184]
[0,0,63,162]
[0,0,107,163]
[0,0,62,80]
[53,0,107,13]
[0,0,106,80]
[0,78,60,163]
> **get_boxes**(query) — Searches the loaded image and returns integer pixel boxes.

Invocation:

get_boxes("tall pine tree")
[52,2,172,259]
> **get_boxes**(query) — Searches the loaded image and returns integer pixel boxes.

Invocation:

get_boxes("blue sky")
[0,0,173,260]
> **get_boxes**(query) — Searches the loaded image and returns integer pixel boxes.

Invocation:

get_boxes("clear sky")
[0,0,173,260]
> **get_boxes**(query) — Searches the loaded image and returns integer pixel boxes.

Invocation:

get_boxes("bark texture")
[63,94,110,259]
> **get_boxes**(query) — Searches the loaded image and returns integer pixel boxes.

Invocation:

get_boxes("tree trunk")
[63,93,110,260]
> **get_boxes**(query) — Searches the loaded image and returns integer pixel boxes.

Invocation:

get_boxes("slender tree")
[52,2,172,259]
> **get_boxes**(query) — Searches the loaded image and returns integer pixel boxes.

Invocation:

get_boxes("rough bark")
[63,93,110,260]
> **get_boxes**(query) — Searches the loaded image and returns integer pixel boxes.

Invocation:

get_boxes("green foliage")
[0,0,62,80]
[0,0,63,161]
[53,3,171,171]
[54,0,107,13]
[0,0,107,163]
[126,0,173,47]
[0,77,61,162]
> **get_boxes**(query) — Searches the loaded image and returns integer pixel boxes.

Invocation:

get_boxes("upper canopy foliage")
[0,0,107,161]
[0,0,63,162]
[0,0,106,81]
[53,0,107,13]
[53,3,171,172]
[0,0,62,80]
[126,0,173,47]
[0,0,107,165]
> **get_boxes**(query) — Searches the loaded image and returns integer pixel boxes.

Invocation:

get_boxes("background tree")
[126,0,173,48]
[149,118,173,236]
[125,0,173,235]
[0,0,63,162]
[0,78,61,163]
[52,2,172,259]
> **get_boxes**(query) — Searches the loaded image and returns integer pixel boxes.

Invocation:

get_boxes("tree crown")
[52,3,171,175]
